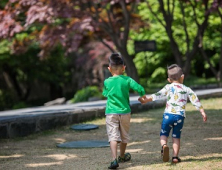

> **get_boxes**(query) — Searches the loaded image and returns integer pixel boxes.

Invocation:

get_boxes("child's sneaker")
[161,144,169,162]
[118,153,131,163]
[108,159,119,169]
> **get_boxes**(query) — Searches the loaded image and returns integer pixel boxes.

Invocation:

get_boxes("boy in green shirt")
[103,53,146,169]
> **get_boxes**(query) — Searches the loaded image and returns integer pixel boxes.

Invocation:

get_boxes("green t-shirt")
[102,75,145,114]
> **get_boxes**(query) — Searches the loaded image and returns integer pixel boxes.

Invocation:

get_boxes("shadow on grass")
[0,105,222,169]
[118,108,222,169]
[182,156,222,162]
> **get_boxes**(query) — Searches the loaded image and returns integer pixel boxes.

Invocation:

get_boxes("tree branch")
[87,1,120,49]
[105,5,116,35]
[199,47,218,79]
[157,0,182,66]
[119,1,130,47]
[184,2,210,75]
[180,1,190,52]
[146,1,166,27]
[189,0,199,26]
[98,37,115,52]
[217,7,222,83]
[87,2,113,35]
[130,0,136,13]
[104,6,121,49]
[171,0,175,15]
[167,0,170,16]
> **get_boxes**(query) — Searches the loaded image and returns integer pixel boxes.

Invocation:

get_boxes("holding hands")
[138,95,153,104]
[138,95,207,123]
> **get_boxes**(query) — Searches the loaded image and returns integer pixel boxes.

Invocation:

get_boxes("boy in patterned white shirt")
[138,64,207,163]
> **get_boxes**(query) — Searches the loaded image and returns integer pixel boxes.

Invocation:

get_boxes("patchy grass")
[0,98,222,170]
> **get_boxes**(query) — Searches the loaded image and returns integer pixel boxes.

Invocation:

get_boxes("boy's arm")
[128,78,146,97]
[138,85,169,104]
[150,85,169,101]
[188,88,207,122]
[102,81,108,97]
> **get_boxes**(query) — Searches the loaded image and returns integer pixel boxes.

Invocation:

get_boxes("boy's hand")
[138,95,147,104]
[202,113,207,122]
[138,95,153,104]
[200,109,207,122]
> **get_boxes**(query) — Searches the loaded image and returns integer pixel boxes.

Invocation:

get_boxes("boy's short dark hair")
[109,53,124,66]
[167,64,183,81]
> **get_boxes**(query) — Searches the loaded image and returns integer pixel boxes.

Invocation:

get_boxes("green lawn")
[0,97,222,170]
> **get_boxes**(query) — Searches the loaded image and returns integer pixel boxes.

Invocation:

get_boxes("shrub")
[148,67,166,83]
[0,90,16,111]
[71,86,102,103]
[12,102,29,110]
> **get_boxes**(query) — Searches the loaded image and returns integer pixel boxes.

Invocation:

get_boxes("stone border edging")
[0,88,222,139]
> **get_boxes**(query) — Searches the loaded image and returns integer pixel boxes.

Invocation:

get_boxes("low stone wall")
[0,89,222,139]
[0,100,167,139]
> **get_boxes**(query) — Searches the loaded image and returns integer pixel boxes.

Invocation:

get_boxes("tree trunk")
[3,64,23,99]
[199,47,218,80]
[168,32,183,67]
[50,83,63,100]
[219,9,222,87]
[157,0,210,78]
[158,0,183,68]
[119,48,139,82]
[2,64,32,101]
[220,44,222,87]
[183,57,191,76]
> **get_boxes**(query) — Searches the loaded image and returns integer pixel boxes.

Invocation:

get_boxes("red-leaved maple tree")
[0,0,145,82]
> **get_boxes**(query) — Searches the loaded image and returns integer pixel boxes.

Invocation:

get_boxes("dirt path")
[1,98,222,170]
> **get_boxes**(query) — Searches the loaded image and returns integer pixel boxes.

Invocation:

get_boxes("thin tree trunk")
[2,72,13,89]
[220,44,222,87]
[2,64,31,100]
[199,47,218,79]
[3,64,23,99]
[119,48,139,82]
[156,0,210,77]
[50,83,63,100]
[218,8,222,87]
[158,0,183,67]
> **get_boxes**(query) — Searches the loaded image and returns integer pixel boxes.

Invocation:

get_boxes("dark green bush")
[148,67,167,83]
[12,102,30,110]
[0,90,16,111]
[71,86,102,103]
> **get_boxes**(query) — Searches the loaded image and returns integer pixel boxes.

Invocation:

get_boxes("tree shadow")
[0,108,222,169]
[116,108,222,169]
[182,156,222,162]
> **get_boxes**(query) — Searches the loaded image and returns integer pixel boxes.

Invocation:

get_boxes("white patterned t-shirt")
[151,83,203,117]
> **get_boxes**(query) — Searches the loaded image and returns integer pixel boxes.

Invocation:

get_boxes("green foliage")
[0,0,8,9]
[128,1,175,83]
[0,0,222,110]
[0,90,16,111]
[129,0,222,87]
[0,40,11,56]
[149,67,166,83]
[12,102,30,110]
[184,76,218,86]
[71,86,102,103]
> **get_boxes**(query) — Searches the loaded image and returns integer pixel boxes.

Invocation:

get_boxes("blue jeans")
[160,113,185,138]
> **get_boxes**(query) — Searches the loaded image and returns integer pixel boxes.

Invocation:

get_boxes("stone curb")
[0,88,222,139]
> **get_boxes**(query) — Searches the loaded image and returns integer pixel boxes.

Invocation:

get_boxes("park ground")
[0,97,222,170]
